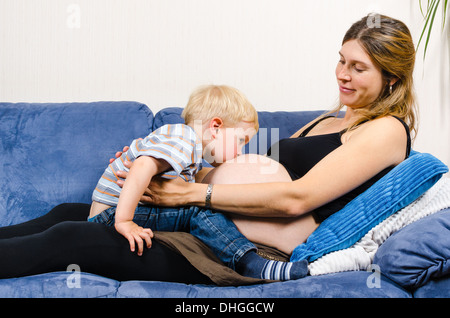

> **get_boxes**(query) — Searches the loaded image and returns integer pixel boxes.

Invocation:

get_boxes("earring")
[389,85,393,95]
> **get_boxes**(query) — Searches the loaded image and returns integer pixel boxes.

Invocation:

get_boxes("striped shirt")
[92,124,203,206]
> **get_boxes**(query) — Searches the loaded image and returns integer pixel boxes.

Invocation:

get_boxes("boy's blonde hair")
[182,85,259,131]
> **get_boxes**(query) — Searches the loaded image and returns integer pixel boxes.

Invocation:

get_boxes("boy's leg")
[187,206,256,269]
[88,205,194,232]
[188,207,308,281]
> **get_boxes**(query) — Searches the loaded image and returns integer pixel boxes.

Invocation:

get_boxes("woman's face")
[335,39,385,109]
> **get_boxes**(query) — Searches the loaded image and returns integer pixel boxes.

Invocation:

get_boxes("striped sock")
[236,251,308,281]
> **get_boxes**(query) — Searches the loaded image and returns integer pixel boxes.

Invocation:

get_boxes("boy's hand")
[114,220,153,256]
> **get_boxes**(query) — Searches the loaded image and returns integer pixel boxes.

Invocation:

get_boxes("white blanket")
[308,177,450,276]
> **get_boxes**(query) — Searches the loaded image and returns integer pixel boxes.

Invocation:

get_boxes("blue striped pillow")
[290,151,448,262]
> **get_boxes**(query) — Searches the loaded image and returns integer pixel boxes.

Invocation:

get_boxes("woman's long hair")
[329,14,418,140]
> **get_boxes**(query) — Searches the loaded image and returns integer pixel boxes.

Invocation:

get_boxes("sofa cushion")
[117,271,411,298]
[0,271,119,298]
[291,151,448,262]
[0,102,153,226]
[413,275,450,298]
[374,208,450,290]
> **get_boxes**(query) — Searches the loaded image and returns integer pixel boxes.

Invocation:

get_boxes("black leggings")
[0,203,212,284]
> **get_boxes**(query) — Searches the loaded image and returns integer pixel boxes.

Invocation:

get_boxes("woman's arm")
[126,117,408,218]
[195,167,214,183]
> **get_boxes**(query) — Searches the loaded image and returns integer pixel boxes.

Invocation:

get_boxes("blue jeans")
[88,205,256,269]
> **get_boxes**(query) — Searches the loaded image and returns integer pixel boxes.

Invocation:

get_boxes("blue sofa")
[0,101,449,298]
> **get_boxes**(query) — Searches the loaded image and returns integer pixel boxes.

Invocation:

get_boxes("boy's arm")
[115,156,170,255]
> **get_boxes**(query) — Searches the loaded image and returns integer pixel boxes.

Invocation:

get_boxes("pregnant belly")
[202,154,292,184]
[201,154,319,254]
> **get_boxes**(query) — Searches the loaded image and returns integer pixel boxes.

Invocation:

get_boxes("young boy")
[89,85,307,281]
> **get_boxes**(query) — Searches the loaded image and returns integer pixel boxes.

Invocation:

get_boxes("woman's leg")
[89,204,256,270]
[0,203,89,239]
[0,220,212,284]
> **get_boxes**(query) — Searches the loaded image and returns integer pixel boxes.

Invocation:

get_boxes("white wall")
[1,0,449,167]
[410,1,450,173]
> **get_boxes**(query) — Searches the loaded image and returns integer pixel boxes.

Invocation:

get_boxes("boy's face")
[204,120,257,167]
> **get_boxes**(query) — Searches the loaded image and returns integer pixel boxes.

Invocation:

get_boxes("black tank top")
[267,116,411,222]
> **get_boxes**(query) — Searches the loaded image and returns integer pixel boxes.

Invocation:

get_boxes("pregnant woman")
[0,14,416,285]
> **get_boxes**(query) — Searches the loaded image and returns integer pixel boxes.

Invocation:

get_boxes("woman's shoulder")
[344,115,410,161]
[354,116,408,137]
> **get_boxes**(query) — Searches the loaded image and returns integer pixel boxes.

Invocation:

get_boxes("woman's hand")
[109,145,130,164]
[143,176,195,206]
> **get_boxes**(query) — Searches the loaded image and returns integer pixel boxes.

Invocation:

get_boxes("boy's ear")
[209,117,224,138]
